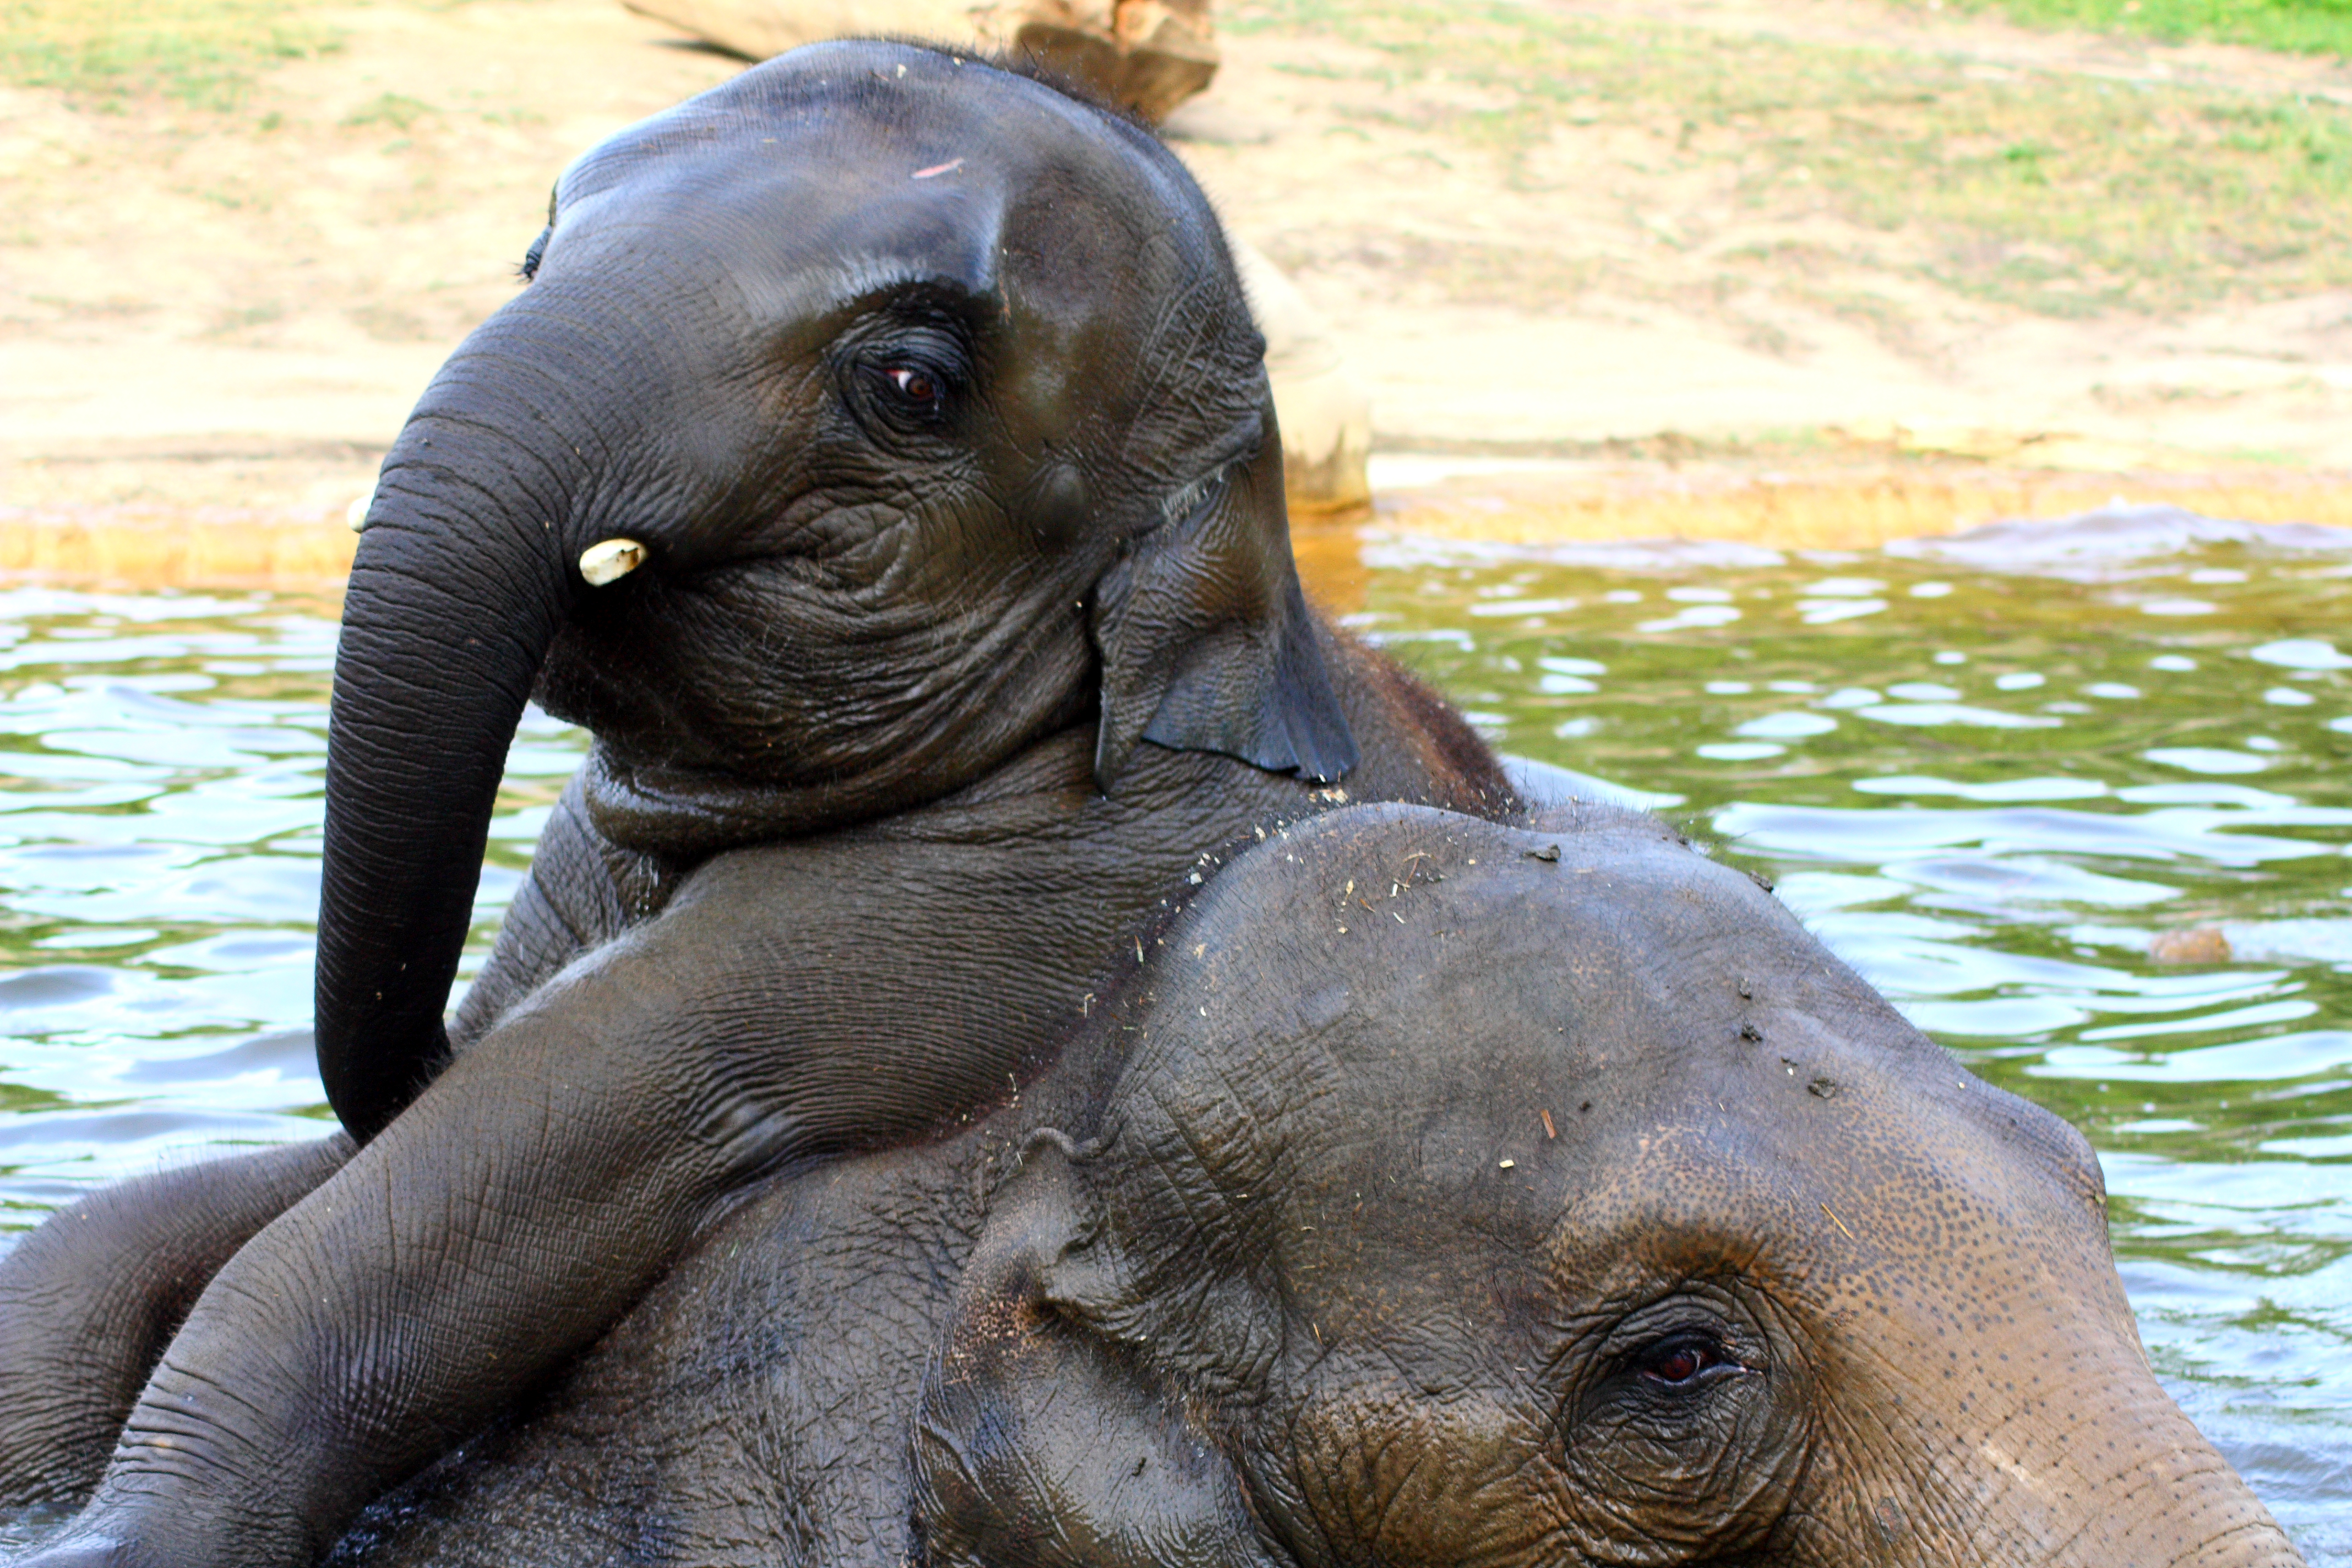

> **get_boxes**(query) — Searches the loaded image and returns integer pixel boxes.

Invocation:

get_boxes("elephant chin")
[575,746,869,860]
[570,701,1103,861]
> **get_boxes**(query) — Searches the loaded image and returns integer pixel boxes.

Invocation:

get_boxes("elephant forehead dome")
[1075,803,2049,1231]
[1092,801,1746,1103]
[556,39,1216,260]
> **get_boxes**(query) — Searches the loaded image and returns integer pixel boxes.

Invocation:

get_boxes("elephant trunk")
[2064,1414,2306,1568]
[317,307,618,1139]
[1905,1339,2308,1566]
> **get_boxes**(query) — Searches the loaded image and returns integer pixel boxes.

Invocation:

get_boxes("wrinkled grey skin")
[0,43,1518,1568]
[302,803,2301,1568]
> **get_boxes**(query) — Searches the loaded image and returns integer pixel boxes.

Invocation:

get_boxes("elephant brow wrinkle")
[834,266,995,325]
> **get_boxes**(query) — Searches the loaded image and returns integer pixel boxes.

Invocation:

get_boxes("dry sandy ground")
[1178,0,2352,464]
[8,0,2352,579]
[0,0,743,520]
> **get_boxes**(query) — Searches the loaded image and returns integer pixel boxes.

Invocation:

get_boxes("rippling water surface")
[2,504,2349,1556]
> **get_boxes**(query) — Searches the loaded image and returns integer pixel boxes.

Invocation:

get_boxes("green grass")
[1228,0,2352,317]
[341,90,434,129]
[0,0,342,111]
[1954,0,2352,58]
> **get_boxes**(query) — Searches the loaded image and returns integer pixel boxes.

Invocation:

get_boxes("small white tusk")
[578,537,647,586]
[346,484,375,533]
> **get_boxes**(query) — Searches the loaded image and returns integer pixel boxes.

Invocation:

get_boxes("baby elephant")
[0,41,1513,1568]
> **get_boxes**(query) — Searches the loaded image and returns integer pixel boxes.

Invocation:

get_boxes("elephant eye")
[1157,464,1231,530]
[846,322,968,437]
[876,363,950,420]
[1637,1332,1738,1390]
[886,367,939,405]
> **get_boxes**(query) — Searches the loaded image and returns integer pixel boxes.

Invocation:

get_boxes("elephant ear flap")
[1092,439,1358,793]
[915,1134,1289,1568]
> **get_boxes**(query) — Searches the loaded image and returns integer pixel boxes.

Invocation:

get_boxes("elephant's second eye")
[1157,464,1231,530]
[1641,1337,1724,1387]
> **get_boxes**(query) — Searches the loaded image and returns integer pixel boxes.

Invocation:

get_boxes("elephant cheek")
[1272,1389,1587,1568]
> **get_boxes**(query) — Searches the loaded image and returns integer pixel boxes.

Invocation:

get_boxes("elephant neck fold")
[579,730,1101,861]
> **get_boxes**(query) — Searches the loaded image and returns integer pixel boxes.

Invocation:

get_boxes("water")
[1,504,2349,1555]
[0,585,577,1213]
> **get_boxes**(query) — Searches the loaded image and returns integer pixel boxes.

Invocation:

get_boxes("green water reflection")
[0,507,2348,1554]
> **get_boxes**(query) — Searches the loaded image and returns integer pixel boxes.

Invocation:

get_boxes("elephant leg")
[24,841,1075,1568]
[447,772,674,1054]
[0,1135,355,1509]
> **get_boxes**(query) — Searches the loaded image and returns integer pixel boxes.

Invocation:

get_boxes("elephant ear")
[914,1136,1287,1568]
[1091,431,1357,793]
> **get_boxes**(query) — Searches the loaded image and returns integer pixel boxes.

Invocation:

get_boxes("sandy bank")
[13,0,2352,576]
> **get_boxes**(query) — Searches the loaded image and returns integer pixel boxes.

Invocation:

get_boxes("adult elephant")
[304,803,2302,1567]
[0,43,1511,1567]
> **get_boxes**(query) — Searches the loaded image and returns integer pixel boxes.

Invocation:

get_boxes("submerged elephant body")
[328,805,2301,1568]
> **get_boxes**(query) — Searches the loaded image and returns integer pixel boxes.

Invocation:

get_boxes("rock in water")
[1229,237,1374,517]
[2150,925,2232,964]
[993,0,1218,123]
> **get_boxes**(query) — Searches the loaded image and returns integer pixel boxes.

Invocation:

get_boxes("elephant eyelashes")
[863,360,955,429]
[1157,464,1231,531]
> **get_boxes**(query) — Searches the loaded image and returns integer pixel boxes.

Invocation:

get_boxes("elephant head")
[915,803,2301,1567]
[319,42,1354,1138]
